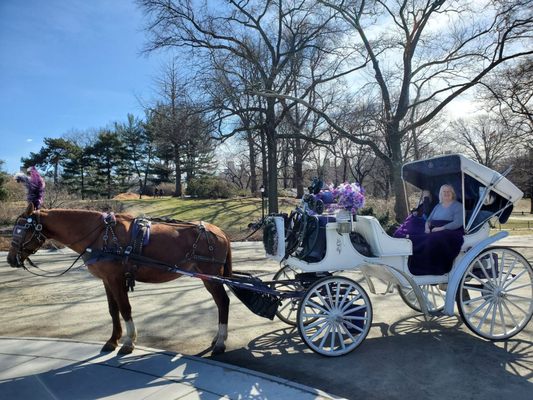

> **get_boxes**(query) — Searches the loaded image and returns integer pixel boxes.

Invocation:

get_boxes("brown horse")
[7,203,232,355]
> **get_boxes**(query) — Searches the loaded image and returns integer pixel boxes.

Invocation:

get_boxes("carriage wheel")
[273,266,302,326]
[297,276,373,356]
[457,247,533,340]
[398,284,446,313]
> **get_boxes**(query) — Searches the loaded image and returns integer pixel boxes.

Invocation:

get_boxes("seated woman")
[396,184,465,275]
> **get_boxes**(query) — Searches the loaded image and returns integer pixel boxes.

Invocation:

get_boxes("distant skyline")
[0,0,168,173]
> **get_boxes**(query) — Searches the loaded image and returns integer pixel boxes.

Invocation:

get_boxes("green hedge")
[186,177,237,199]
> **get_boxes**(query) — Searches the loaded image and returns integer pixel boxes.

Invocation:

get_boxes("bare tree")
[481,58,532,135]
[258,0,533,220]
[138,0,360,213]
[447,116,522,168]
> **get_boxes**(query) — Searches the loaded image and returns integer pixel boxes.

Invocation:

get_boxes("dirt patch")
[113,192,143,200]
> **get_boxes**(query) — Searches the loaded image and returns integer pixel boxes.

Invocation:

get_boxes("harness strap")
[123,218,151,292]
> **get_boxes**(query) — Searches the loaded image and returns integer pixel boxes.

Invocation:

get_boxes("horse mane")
[15,167,45,209]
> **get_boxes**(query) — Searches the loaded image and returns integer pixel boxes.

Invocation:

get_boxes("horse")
[7,202,233,355]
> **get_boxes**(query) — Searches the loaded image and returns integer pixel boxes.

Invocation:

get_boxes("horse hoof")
[212,344,226,355]
[101,342,118,353]
[118,344,134,355]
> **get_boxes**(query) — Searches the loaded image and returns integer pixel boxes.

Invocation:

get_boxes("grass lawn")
[121,196,298,240]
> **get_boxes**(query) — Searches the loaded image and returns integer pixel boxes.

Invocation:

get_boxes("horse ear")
[23,202,35,217]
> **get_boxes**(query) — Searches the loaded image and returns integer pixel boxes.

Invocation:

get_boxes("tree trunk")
[174,146,182,197]
[265,101,278,213]
[294,138,304,198]
[260,130,268,191]
[389,126,407,222]
[247,132,257,194]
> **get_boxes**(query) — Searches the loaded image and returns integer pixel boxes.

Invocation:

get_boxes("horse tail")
[223,240,232,278]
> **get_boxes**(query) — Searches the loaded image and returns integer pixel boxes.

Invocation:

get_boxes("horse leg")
[107,276,137,355]
[203,281,230,355]
[101,283,122,352]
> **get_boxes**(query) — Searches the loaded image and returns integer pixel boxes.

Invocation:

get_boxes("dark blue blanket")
[394,219,464,275]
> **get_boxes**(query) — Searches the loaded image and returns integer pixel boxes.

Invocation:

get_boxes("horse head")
[7,203,47,268]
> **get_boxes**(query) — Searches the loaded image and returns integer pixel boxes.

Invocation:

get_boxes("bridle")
[10,211,103,276]
[11,212,47,268]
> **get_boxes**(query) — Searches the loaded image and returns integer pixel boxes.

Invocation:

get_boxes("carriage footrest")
[228,284,280,320]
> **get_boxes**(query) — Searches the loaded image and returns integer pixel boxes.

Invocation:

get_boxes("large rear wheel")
[457,247,533,340]
[297,276,373,356]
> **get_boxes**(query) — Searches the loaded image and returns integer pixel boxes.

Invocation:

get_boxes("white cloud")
[26,138,33,142]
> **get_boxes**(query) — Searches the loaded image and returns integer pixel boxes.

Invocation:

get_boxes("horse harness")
[86,213,228,292]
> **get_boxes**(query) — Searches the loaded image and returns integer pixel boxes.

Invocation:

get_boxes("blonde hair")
[438,184,456,203]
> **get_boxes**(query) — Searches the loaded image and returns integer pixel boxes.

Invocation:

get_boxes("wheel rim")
[458,248,533,340]
[298,277,372,356]
[399,284,446,313]
[274,266,301,326]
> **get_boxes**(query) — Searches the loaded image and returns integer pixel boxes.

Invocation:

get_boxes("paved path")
[0,337,339,399]
[0,238,532,399]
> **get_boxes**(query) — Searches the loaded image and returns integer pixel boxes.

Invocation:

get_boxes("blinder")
[11,214,47,266]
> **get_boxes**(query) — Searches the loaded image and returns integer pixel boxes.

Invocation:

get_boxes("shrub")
[186,177,236,199]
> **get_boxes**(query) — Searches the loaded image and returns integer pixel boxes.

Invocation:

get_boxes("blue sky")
[0,0,168,173]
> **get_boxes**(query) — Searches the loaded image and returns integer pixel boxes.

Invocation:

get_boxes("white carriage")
[264,154,533,356]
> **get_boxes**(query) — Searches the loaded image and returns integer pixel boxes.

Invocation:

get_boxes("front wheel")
[457,247,533,340]
[297,276,373,356]
[272,266,301,325]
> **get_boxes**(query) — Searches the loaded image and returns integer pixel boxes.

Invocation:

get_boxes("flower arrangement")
[326,182,366,215]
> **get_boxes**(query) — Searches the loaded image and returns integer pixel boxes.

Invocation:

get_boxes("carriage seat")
[354,216,412,257]
[461,222,490,252]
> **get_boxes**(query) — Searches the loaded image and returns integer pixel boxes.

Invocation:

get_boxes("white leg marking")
[124,319,137,346]
[214,323,228,348]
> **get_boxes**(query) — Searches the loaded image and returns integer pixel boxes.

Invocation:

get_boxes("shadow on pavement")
[215,314,533,400]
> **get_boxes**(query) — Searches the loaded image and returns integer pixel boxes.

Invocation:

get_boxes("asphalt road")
[1,240,532,400]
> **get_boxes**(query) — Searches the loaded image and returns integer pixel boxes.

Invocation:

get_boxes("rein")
[23,251,87,278]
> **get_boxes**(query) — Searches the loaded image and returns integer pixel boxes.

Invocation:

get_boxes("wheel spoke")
[501,299,519,328]
[476,301,495,331]
[344,315,369,321]
[463,284,491,294]
[500,256,518,287]
[489,302,497,337]
[339,321,357,343]
[325,283,334,307]
[336,285,352,310]
[467,270,488,286]
[307,299,329,314]
[318,324,332,349]
[503,269,527,290]
[466,296,491,319]
[344,320,364,333]
[505,282,533,292]
[341,294,363,312]
[497,251,506,287]
[304,317,328,330]
[497,302,507,336]
[337,327,346,351]
[503,297,529,316]
[463,295,487,306]
[316,290,333,311]
[334,282,341,308]
[480,260,496,283]
[309,321,329,341]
